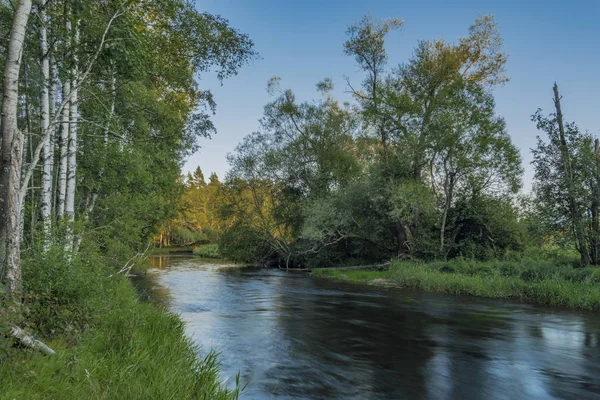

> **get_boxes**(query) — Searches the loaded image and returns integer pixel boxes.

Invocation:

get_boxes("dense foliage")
[189,15,526,268]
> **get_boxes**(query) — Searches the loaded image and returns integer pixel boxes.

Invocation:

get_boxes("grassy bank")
[192,244,221,258]
[0,247,240,399]
[313,258,600,311]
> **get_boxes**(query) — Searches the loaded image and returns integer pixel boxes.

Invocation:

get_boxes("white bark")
[49,52,58,217]
[0,0,33,295]
[11,326,56,356]
[56,79,70,219]
[56,13,71,220]
[65,21,79,250]
[39,4,53,246]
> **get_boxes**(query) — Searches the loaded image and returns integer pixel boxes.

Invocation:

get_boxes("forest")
[1,1,600,398]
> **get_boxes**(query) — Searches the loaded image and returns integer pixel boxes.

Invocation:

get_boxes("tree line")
[163,14,599,270]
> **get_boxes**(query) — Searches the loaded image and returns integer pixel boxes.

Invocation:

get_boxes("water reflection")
[137,255,600,399]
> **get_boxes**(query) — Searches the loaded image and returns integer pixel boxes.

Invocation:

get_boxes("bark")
[11,326,56,356]
[39,3,53,246]
[4,133,24,295]
[56,10,72,220]
[0,0,33,295]
[440,171,456,256]
[56,78,70,219]
[65,20,79,250]
[553,83,591,266]
[49,52,58,224]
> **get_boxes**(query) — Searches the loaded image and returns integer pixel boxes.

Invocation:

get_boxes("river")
[133,255,600,399]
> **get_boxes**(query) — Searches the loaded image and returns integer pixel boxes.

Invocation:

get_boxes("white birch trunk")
[49,53,58,218]
[56,79,70,219]
[57,6,71,220]
[0,0,33,295]
[39,4,53,246]
[65,21,79,250]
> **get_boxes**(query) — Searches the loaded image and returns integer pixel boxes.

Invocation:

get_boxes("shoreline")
[312,259,600,311]
[0,260,239,399]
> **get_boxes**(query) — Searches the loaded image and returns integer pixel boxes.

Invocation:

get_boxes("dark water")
[135,255,600,399]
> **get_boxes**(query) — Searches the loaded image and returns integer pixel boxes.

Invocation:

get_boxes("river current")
[133,255,600,399]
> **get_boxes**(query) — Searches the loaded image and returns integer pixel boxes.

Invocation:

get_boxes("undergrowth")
[0,244,240,399]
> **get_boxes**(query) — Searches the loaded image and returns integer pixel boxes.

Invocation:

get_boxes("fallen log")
[11,326,55,356]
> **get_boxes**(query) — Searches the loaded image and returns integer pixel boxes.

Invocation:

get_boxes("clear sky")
[186,0,600,192]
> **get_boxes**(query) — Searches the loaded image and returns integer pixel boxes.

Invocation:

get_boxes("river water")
[134,255,600,399]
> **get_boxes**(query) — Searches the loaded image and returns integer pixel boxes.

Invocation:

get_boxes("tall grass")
[0,246,240,399]
[313,258,600,311]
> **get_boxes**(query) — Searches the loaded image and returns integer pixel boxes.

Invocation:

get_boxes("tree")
[0,0,33,297]
[532,84,599,265]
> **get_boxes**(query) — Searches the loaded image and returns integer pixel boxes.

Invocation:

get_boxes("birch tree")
[38,0,53,245]
[0,0,33,297]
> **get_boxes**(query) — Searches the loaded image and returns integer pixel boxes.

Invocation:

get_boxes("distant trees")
[156,168,222,247]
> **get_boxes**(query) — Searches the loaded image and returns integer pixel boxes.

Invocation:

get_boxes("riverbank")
[313,259,600,311]
[0,250,238,399]
[151,244,222,258]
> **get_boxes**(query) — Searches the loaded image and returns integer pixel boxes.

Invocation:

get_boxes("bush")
[192,244,221,258]
[219,225,271,263]
[21,245,105,340]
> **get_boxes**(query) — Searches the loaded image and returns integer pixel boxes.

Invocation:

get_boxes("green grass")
[193,244,221,258]
[313,258,600,311]
[0,248,241,399]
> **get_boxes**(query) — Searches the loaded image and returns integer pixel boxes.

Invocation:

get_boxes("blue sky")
[187,0,600,192]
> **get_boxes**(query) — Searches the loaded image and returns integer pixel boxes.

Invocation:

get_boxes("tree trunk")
[553,83,591,266]
[39,3,53,247]
[65,20,79,250]
[440,172,455,257]
[56,79,69,219]
[0,0,33,296]
[11,326,55,356]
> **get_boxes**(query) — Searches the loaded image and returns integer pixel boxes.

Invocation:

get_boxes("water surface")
[135,255,600,399]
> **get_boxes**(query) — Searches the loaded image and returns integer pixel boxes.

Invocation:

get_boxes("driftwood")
[10,326,55,356]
